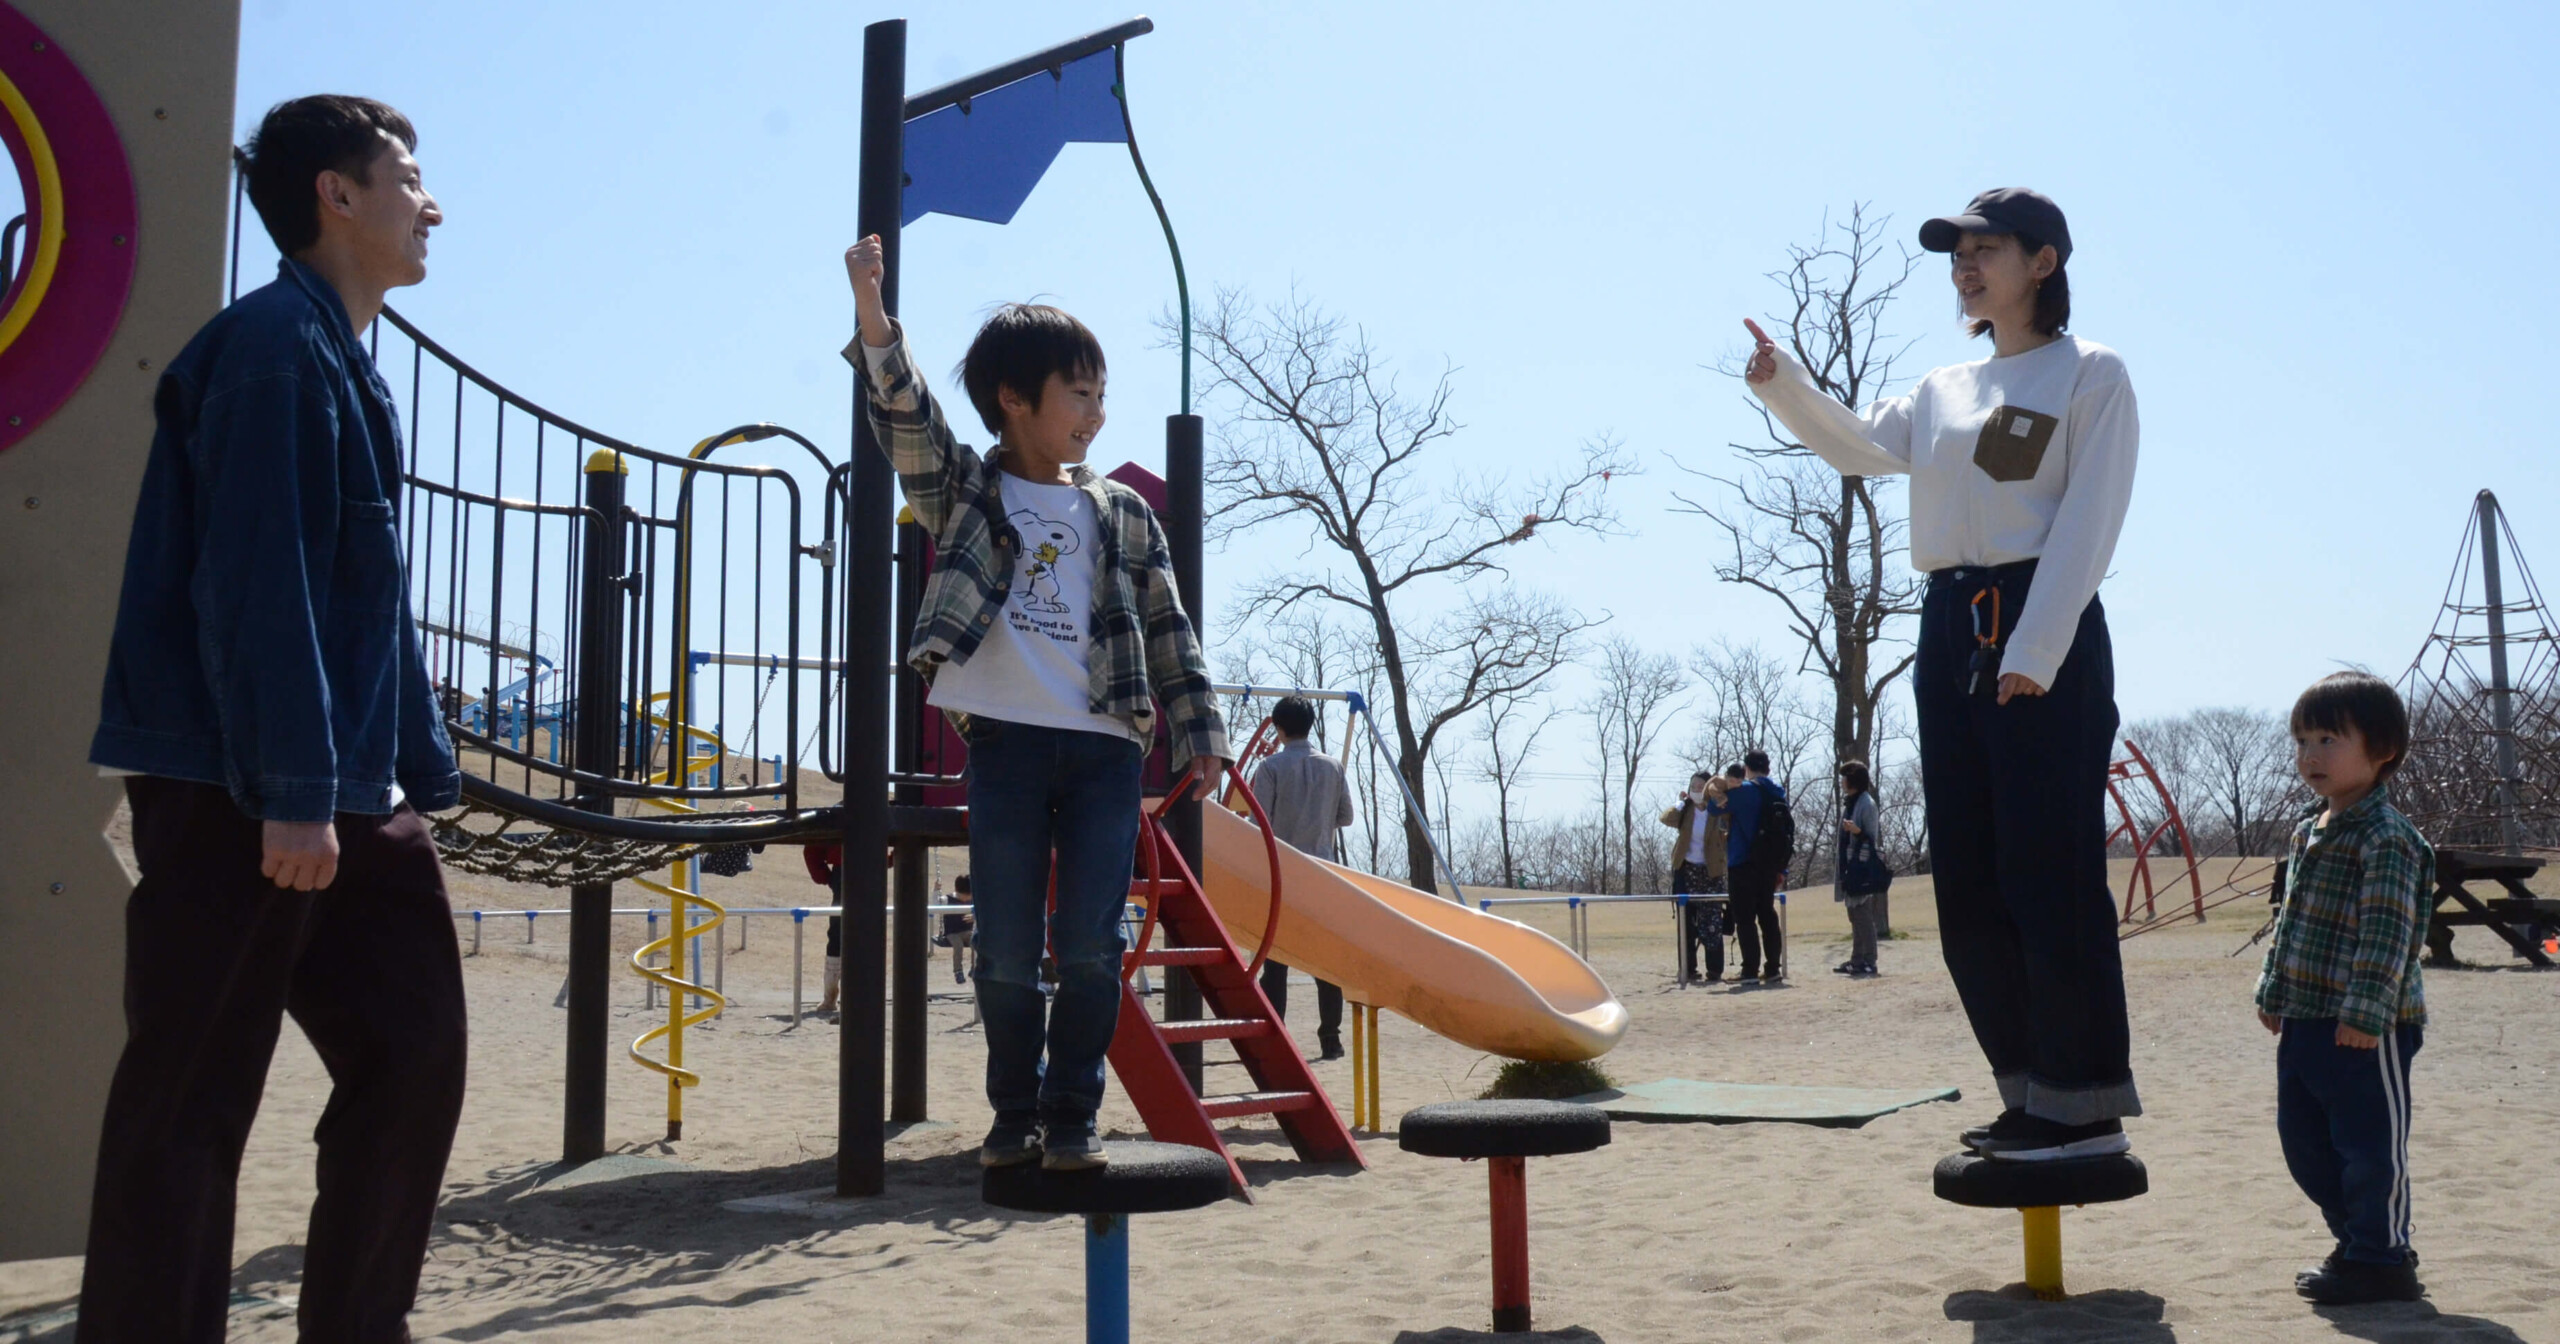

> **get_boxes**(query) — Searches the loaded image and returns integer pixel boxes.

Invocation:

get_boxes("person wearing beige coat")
[1661,771,1733,981]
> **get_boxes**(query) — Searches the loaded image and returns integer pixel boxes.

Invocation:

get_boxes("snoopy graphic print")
[920,476,1137,742]
[1013,507,1082,615]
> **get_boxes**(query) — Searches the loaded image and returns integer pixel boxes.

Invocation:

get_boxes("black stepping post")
[1399,1100,1612,1333]
[982,1141,1233,1343]
[1932,1152,2148,1300]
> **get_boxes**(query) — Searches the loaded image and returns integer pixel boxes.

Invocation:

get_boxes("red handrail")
[1124,759,1289,981]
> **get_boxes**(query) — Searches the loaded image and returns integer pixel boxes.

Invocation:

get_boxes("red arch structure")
[2106,737,2205,924]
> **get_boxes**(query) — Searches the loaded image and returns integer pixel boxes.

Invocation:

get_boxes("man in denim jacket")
[80,96,464,1343]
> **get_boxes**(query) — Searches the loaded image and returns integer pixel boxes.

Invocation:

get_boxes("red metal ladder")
[1108,763,1364,1197]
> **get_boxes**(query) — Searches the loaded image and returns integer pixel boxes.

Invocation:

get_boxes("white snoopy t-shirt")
[923,475,1140,743]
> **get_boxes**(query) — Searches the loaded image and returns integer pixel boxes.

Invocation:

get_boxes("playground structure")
[189,13,1630,1200]
[0,0,239,1259]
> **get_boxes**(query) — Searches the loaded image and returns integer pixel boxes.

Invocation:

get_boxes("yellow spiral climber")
[626,696,729,1141]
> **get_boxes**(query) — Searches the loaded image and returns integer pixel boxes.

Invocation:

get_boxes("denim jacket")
[89,259,459,822]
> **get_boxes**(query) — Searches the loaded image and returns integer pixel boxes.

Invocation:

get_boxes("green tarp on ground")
[1566,1079,1962,1128]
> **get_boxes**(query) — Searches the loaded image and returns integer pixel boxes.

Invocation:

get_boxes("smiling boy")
[841,236,1226,1171]
[2257,671,2433,1305]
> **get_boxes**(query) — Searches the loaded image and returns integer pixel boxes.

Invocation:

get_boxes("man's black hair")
[1271,695,1317,740]
[244,95,416,257]
[1965,230,2071,341]
[957,303,1106,438]
[1743,749,1772,774]
[1724,762,1746,780]
[1689,768,1713,784]
[952,873,972,894]
[2291,671,2412,780]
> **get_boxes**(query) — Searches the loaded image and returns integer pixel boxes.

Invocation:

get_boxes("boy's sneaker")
[1961,1108,2027,1151]
[1832,962,1858,975]
[2299,1248,2416,1289]
[1978,1115,2130,1162]
[978,1112,1042,1169]
[1041,1121,1108,1172]
[2297,1257,2424,1305]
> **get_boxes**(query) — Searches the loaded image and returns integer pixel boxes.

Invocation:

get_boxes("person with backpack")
[1712,750,1794,981]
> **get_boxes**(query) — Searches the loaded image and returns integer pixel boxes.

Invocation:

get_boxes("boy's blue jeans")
[963,717,1143,1126]
[2278,1018,2422,1265]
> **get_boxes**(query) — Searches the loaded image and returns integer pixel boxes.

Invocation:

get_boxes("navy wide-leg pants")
[1915,562,2140,1124]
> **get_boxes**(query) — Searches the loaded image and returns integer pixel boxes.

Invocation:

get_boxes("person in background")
[1249,695,1356,1060]
[1834,760,1886,978]
[944,873,977,985]
[802,843,896,1015]
[1660,770,1731,982]
[1711,750,1791,982]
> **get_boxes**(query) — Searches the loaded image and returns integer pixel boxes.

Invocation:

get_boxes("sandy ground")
[4,856,2556,1343]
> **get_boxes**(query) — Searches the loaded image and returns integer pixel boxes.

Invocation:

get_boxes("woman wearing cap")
[1744,189,2140,1162]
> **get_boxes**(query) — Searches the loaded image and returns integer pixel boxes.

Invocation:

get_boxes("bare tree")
[1674,203,1925,786]
[2138,707,2304,857]
[1186,289,1629,892]
[1476,688,1557,891]
[1586,638,1689,893]
[1683,639,1826,791]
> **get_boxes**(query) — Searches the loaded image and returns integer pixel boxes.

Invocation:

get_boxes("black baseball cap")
[1918,188,2072,264]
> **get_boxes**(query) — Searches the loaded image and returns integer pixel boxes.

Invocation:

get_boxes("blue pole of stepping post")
[1086,1213,1130,1344]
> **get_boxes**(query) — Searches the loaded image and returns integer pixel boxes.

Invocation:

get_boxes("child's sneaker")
[1977,1115,2130,1161]
[2297,1257,2423,1305]
[1041,1120,1107,1172]
[978,1112,1042,1168]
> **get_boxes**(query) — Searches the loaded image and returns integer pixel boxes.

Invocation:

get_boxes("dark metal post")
[1162,413,1207,1092]
[839,16,904,1198]
[564,451,629,1164]
[2478,489,2525,854]
[891,510,929,1122]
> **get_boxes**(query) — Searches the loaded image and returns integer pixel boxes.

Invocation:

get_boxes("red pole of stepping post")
[1489,1155,1531,1332]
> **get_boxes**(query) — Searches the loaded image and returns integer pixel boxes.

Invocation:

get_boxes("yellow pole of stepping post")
[1363,1003,1381,1130]
[2021,1206,2064,1300]
[1347,1002,1365,1129]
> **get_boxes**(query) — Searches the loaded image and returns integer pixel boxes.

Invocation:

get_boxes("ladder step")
[1155,1017,1277,1045]
[1200,1089,1321,1120]
[1130,947,1225,968]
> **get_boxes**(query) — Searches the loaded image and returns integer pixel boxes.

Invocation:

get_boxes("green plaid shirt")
[2255,784,2432,1035]
[843,324,1227,771]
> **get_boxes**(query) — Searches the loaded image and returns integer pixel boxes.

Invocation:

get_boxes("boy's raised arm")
[841,235,976,537]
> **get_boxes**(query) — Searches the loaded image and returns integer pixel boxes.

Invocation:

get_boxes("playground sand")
[4,857,2555,1342]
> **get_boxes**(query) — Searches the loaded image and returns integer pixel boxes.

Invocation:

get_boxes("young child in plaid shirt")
[840,236,1227,1173]
[2257,670,2432,1305]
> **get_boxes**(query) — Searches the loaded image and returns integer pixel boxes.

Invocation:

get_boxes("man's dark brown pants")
[77,778,467,1343]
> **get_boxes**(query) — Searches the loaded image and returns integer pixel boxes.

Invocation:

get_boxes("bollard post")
[1348,1002,1367,1131]
[646,909,659,1010]
[527,910,537,944]
[715,921,726,1003]
[471,910,482,957]
[1672,894,1686,987]
[792,910,806,1027]
[1364,1002,1381,1130]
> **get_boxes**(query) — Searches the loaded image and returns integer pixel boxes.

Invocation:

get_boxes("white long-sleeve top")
[1748,336,2140,690]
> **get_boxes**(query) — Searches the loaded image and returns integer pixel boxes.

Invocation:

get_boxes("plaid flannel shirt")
[2255,784,2432,1036]
[843,324,1227,771]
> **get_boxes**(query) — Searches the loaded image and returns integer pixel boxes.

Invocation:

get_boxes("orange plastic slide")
[1196,805,1627,1062]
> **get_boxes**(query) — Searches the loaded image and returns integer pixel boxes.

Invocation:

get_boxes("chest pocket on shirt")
[335,496,404,613]
[1973,405,2058,483]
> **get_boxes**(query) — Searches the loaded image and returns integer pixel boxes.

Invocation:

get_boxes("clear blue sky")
[220,0,2560,806]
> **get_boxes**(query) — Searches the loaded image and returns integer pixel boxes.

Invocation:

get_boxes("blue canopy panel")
[902,48,1127,227]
